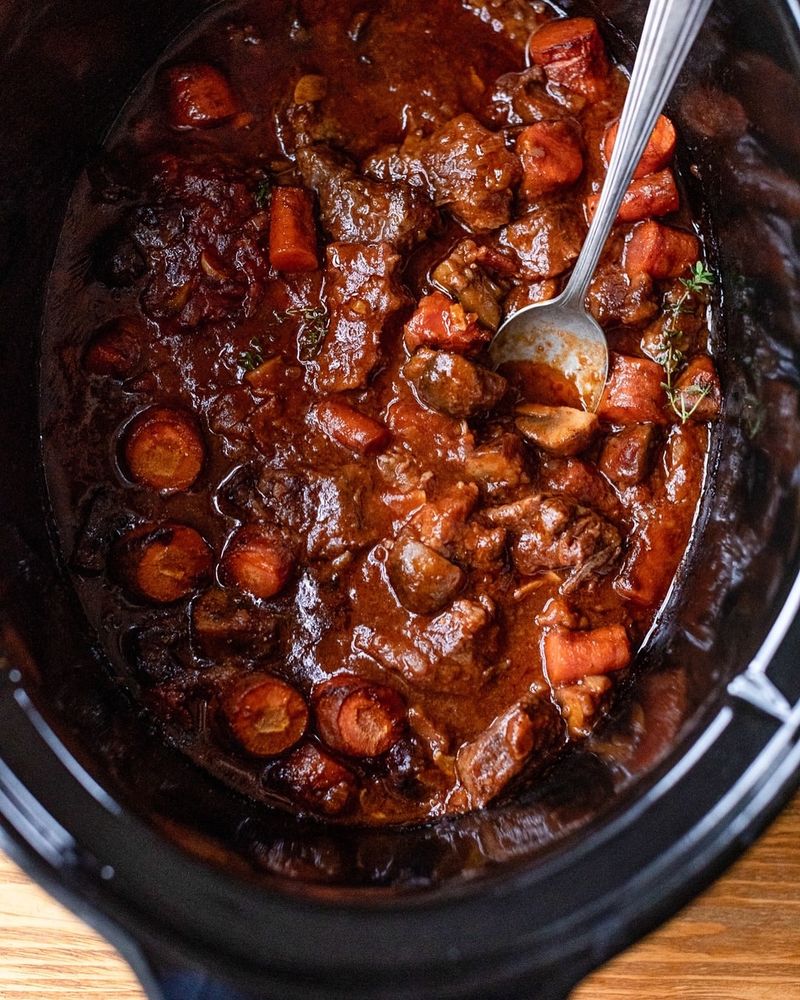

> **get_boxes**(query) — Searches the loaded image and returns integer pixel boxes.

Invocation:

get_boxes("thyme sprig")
[276,303,329,358]
[657,262,714,423]
[239,338,265,372]
[253,178,271,209]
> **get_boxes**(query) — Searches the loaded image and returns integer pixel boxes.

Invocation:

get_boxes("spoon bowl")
[489,295,609,412]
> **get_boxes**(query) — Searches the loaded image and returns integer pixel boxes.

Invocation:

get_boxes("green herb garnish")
[239,339,265,372]
[274,303,329,358]
[656,262,714,423]
[254,178,271,209]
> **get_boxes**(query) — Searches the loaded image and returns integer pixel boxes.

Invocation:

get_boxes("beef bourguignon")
[42,0,718,825]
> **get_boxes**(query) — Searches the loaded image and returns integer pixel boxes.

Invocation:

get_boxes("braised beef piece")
[484,67,571,127]
[452,699,565,810]
[356,596,499,694]
[416,114,522,232]
[483,493,621,591]
[495,206,584,279]
[296,144,436,251]
[129,156,269,327]
[314,241,408,391]
[190,588,281,663]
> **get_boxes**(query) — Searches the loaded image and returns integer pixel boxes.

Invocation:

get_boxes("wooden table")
[1,793,798,999]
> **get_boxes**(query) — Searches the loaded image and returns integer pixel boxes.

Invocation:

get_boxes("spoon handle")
[560,0,713,309]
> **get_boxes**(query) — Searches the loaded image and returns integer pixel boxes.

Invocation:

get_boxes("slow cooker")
[1,0,799,997]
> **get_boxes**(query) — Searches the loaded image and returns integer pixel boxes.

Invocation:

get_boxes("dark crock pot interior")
[0,0,799,996]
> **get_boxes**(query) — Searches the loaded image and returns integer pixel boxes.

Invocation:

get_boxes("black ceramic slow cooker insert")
[1,1,799,997]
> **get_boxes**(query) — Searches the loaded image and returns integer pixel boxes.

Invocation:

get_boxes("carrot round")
[586,169,679,224]
[221,524,295,600]
[223,673,308,757]
[122,406,205,493]
[313,674,406,757]
[269,187,318,272]
[114,522,212,604]
[604,115,676,179]
[623,221,700,279]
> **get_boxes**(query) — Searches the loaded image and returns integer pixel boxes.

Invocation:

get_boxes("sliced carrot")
[221,524,295,600]
[315,398,390,455]
[404,291,490,354]
[269,187,318,273]
[223,673,308,757]
[598,353,669,425]
[122,406,205,493]
[516,120,584,200]
[624,221,700,279]
[543,625,631,685]
[166,63,239,129]
[313,674,406,758]
[604,115,676,179]
[115,523,212,604]
[529,17,610,99]
[586,169,679,224]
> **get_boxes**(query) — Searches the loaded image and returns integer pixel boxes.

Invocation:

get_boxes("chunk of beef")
[465,433,529,497]
[355,597,498,693]
[314,242,408,391]
[256,464,381,561]
[483,493,620,591]
[452,699,565,811]
[418,114,522,232]
[130,156,269,327]
[405,348,507,419]
[190,587,280,663]
[599,424,657,488]
[554,674,613,738]
[484,67,572,127]
[672,356,721,422]
[537,456,622,521]
[588,263,658,328]
[495,206,583,279]
[296,144,435,251]
[431,241,506,332]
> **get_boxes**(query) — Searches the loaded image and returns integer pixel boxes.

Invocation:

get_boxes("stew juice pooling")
[42,0,720,825]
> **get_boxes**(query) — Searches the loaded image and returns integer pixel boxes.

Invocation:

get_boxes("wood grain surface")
[0,793,798,999]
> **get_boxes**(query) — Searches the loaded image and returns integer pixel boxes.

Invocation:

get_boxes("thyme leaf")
[276,303,329,358]
[254,179,271,209]
[239,339,265,372]
[657,261,713,423]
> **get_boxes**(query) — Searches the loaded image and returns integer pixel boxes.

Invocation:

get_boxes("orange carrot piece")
[598,353,669,425]
[529,17,610,99]
[516,120,584,200]
[624,221,700,279]
[543,625,631,685]
[269,187,318,273]
[604,115,676,179]
[315,398,390,455]
[404,291,490,354]
[586,169,679,224]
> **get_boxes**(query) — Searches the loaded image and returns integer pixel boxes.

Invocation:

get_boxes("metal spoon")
[489,0,713,411]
